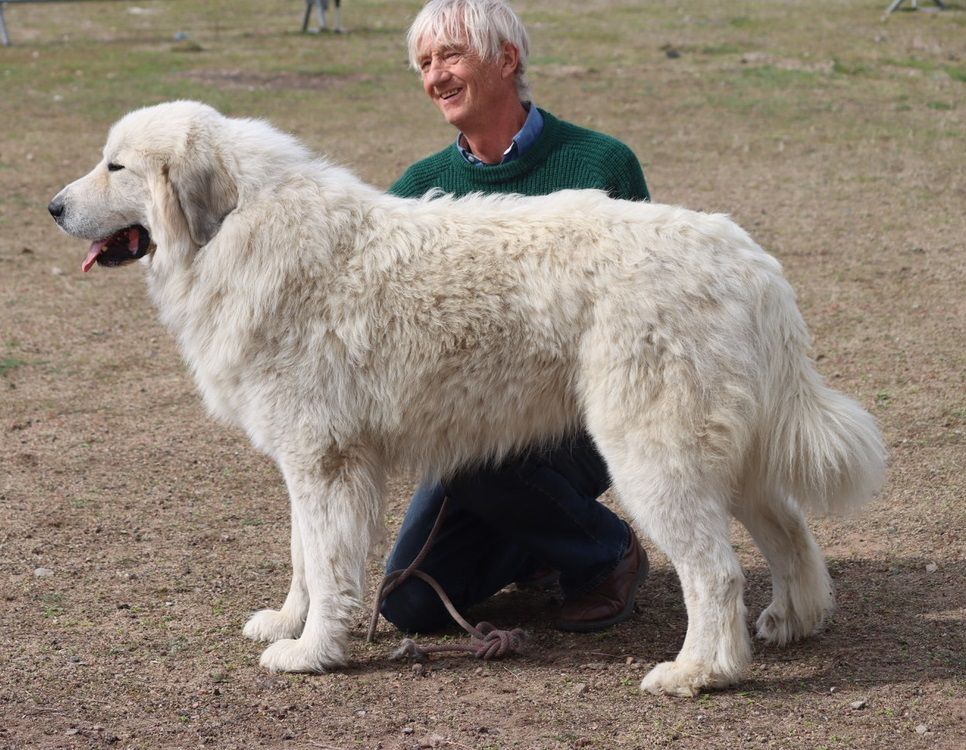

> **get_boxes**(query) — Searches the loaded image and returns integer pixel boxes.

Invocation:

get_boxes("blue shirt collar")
[457,103,544,167]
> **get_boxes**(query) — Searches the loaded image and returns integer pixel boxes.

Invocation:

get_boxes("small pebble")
[574,682,588,695]
[65,728,79,735]
[402,726,415,735]
[925,563,938,573]
[411,663,424,676]
[354,709,366,717]
[915,724,928,735]
[625,656,635,665]
[474,667,484,676]
[34,567,54,578]
[850,698,867,710]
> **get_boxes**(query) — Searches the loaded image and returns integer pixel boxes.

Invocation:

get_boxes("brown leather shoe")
[554,528,648,632]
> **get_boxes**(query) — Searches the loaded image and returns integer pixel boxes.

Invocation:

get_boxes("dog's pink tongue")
[82,239,107,273]
[128,226,139,253]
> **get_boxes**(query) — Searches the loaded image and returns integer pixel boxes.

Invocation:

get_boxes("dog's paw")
[640,660,719,697]
[243,608,305,643]
[755,600,824,646]
[259,638,346,674]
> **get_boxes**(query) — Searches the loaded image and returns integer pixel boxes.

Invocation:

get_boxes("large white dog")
[49,101,885,696]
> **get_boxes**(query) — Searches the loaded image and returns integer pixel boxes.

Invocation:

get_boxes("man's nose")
[425,61,448,84]
[48,196,65,219]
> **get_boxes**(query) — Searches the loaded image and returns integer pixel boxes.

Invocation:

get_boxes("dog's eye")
[107,163,125,172]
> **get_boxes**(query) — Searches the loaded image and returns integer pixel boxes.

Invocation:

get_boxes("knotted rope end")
[390,638,429,662]
[473,623,529,661]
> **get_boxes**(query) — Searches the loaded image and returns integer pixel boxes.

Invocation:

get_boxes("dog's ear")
[165,141,238,248]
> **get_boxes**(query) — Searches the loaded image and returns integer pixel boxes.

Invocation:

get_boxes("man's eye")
[107,163,125,172]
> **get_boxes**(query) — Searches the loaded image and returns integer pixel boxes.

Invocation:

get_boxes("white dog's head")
[49,101,238,272]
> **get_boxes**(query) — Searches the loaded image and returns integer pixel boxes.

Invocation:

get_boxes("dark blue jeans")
[381,432,629,633]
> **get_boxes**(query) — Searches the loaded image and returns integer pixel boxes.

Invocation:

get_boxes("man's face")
[416,37,515,133]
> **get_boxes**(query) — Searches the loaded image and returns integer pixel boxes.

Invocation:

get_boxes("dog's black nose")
[48,197,65,219]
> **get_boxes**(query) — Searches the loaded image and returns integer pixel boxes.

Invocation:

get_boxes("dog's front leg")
[258,451,383,673]
[243,504,309,643]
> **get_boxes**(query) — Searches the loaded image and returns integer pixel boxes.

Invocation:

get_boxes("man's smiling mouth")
[440,88,464,100]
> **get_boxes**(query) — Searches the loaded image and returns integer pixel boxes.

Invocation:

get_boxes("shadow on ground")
[354,557,965,693]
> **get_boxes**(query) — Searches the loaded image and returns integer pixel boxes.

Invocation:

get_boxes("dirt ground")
[0,1,963,748]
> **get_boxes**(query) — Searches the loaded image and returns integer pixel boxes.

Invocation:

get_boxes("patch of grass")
[703,58,832,119]
[833,59,868,77]
[884,58,966,83]
[41,593,65,619]
[739,65,820,88]
[729,16,756,28]
[701,43,744,56]
[927,101,955,111]
[0,357,28,377]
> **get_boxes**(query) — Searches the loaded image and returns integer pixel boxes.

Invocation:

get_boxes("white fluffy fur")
[51,101,886,695]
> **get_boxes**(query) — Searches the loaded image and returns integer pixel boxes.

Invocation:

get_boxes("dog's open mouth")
[82,224,154,273]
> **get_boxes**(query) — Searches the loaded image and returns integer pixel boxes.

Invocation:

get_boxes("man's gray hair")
[407,0,532,102]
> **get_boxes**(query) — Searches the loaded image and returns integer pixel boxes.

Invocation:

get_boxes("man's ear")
[500,41,520,80]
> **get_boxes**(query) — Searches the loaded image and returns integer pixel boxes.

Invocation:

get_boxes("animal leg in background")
[306,0,343,33]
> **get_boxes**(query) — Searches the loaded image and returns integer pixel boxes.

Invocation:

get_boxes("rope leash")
[367,495,527,661]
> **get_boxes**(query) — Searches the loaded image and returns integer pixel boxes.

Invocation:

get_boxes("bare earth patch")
[173,69,373,92]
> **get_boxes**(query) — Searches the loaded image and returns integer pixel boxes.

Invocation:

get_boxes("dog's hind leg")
[732,480,833,646]
[258,449,384,673]
[242,505,309,643]
[601,444,751,696]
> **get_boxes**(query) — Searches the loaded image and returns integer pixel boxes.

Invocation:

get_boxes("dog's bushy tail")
[761,282,887,516]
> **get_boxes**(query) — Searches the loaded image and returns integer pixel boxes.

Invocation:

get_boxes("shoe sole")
[554,549,649,633]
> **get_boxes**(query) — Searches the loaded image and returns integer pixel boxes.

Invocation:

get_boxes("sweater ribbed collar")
[444,109,562,185]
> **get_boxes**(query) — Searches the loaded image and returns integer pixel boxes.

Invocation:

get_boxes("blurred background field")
[0,2,963,748]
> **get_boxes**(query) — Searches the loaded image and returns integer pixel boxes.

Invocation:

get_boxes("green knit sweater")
[388,109,649,202]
